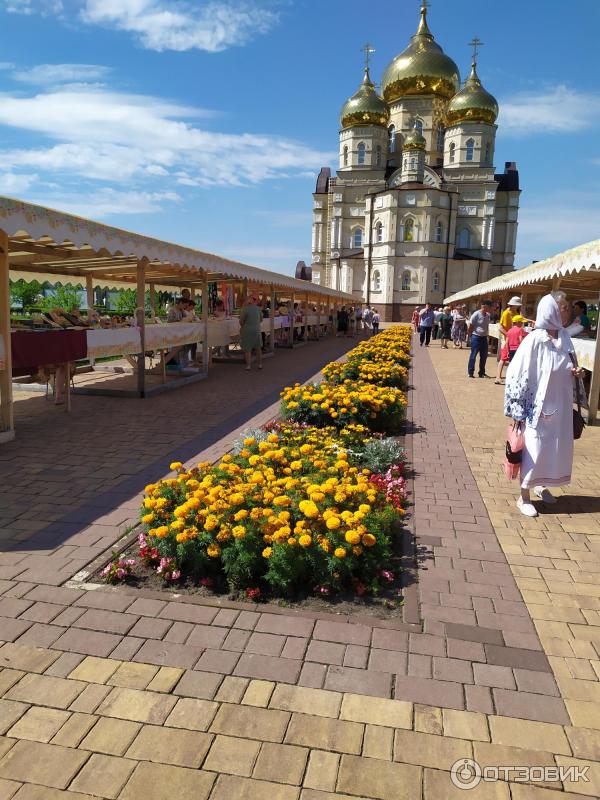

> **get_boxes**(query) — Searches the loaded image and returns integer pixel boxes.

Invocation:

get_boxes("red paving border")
[0,335,568,722]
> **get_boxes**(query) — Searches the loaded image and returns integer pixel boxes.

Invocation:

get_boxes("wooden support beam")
[149,283,156,315]
[269,283,275,353]
[86,274,94,313]
[202,275,210,373]
[587,290,600,425]
[0,230,15,441]
[137,259,147,398]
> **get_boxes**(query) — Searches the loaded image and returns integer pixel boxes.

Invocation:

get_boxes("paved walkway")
[0,332,599,798]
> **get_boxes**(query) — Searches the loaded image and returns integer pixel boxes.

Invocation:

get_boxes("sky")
[0,0,598,275]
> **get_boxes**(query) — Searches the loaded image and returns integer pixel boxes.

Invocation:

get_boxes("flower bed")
[103,326,412,602]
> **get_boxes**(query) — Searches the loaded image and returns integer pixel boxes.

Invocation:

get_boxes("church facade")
[309,4,521,320]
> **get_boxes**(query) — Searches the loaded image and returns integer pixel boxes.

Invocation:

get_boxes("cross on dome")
[361,42,375,71]
[468,36,484,66]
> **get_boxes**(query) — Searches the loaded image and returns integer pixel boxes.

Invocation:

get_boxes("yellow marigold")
[154,526,169,538]
[326,516,341,530]
[143,498,156,510]
[362,533,376,548]
[320,538,331,553]
[345,530,361,546]
[298,500,319,519]
[204,515,218,532]
[170,519,185,531]
[250,508,262,520]
[262,508,274,518]
[334,547,347,559]
[169,462,183,472]
[287,537,297,546]
[267,433,279,443]
[248,454,260,466]
[221,454,232,463]
[243,437,256,446]
[173,505,188,519]
[155,498,168,510]
[229,492,244,505]
[234,509,248,521]
[273,495,290,507]
[262,547,273,558]
[232,525,246,539]
[207,543,221,558]
[141,513,155,524]
[309,491,325,502]
[289,460,302,471]
[144,483,157,495]
[359,504,371,513]
[299,534,312,548]
[352,545,363,556]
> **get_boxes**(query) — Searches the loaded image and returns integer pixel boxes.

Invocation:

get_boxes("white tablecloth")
[86,328,142,358]
[144,322,204,350]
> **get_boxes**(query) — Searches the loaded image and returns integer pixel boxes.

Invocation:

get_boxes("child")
[371,310,380,335]
[505,314,527,360]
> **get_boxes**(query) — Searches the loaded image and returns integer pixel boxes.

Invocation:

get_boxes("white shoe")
[533,486,557,504]
[245,365,251,371]
[517,496,538,517]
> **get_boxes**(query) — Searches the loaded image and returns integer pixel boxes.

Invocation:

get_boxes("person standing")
[467,299,493,377]
[495,296,521,384]
[336,306,349,337]
[371,309,380,335]
[411,306,420,332]
[432,306,443,342]
[451,306,467,348]
[355,305,363,334]
[363,306,373,335]
[505,314,527,361]
[240,295,263,371]
[418,303,434,347]
[505,292,585,517]
[440,306,453,349]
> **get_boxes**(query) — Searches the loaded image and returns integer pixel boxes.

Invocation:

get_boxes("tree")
[114,289,139,315]
[39,285,84,312]
[9,279,42,310]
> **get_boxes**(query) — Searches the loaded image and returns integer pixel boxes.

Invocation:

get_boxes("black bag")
[569,353,586,440]
[505,440,523,464]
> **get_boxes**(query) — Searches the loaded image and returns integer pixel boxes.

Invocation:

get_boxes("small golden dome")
[403,122,426,150]
[382,4,460,103]
[340,68,390,129]
[446,62,498,125]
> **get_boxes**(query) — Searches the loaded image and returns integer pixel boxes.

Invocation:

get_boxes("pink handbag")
[504,422,524,481]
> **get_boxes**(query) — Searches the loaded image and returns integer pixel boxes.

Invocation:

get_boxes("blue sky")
[0,0,598,275]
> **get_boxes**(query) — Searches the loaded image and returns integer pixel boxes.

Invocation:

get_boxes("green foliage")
[10,279,42,310]
[114,288,139,315]
[38,285,83,312]
[359,438,407,474]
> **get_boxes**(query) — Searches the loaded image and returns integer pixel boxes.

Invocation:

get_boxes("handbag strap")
[568,351,583,413]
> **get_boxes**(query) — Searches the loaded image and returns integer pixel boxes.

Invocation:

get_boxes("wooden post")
[149,283,156,315]
[587,290,600,425]
[86,274,94,314]
[269,283,275,353]
[137,259,147,398]
[290,291,295,348]
[316,295,321,340]
[202,274,209,373]
[0,229,14,441]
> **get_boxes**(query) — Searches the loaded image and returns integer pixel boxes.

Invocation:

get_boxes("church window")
[376,145,382,167]
[403,217,414,242]
[375,221,384,243]
[449,142,456,164]
[485,142,491,165]
[458,228,471,249]
[410,157,416,170]
[388,125,396,152]
[432,272,440,292]
[372,270,381,292]
[434,220,443,243]
[357,142,366,164]
[403,158,407,170]
[466,138,475,161]
[415,119,423,134]
[401,271,411,290]
[352,227,363,248]
[436,125,444,152]
[343,146,348,166]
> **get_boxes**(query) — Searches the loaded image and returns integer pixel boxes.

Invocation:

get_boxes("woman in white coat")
[504,292,585,517]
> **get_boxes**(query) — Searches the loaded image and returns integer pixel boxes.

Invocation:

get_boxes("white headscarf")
[535,294,563,331]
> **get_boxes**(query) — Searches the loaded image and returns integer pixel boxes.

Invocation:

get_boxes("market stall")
[444,239,600,423]
[0,195,354,442]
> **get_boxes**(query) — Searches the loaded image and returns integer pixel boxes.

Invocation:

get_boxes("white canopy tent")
[444,239,600,423]
[0,196,355,442]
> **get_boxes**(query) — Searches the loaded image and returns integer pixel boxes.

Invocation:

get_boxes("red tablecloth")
[11,329,88,374]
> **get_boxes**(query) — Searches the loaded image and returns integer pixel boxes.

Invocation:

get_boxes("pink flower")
[116,568,125,579]
[246,587,261,601]
[199,577,214,588]
[171,570,181,581]
[381,570,394,582]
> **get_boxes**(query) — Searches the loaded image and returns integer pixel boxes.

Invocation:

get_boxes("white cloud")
[0,172,38,193]
[5,0,63,15]
[12,63,112,85]
[27,187,182,218]
[499,85,600,136]
[0,85,333,188]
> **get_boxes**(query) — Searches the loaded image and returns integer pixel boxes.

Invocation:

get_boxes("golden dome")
[382,4,460,103]
[446,62,498,125]
[340,68,390,129]
[403,122,426,150]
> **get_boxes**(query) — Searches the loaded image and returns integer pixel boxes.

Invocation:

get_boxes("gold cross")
[421,0,431,13]
[468,36,484,64]
[361,42,375,71]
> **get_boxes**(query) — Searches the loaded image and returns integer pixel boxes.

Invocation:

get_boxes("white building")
[310,4,520,321]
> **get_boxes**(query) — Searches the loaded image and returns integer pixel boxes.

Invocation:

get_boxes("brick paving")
[1,330,600,797]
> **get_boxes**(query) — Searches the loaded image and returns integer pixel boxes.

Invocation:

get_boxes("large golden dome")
[382,5,460,103]
[340,68,390,129]
[446,62,498,125]
[403,122,426,150]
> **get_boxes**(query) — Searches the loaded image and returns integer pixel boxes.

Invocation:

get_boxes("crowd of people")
[336,305,380,337]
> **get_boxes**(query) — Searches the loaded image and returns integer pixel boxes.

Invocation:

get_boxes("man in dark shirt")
[418,303,434,347]
[467,299,493,378]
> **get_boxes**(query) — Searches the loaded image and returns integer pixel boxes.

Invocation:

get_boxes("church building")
[309,3,521,320]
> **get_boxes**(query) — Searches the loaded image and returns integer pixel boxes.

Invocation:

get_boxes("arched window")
[466,138,475,161]
[484,142,491,165]
[436,125,444,152]
[375,221,383,243]
[357,142,366,165]
[343,145,348,166]
[404,217,414,242]
[432,272,440,292]
[372,270,381,292]
[434,220,443,243]
[415,119,423,134]
[403,158,408,170]
[388,125,396,153]
[352,228,363,248]
[449,142,456,164]
[458,228,471,249]
[375,145,382,167]
[410,157,416,170]
[401,271,411,290]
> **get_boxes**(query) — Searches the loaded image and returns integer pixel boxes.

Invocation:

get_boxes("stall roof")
[445,239,600,304]
[1,196,354,300]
